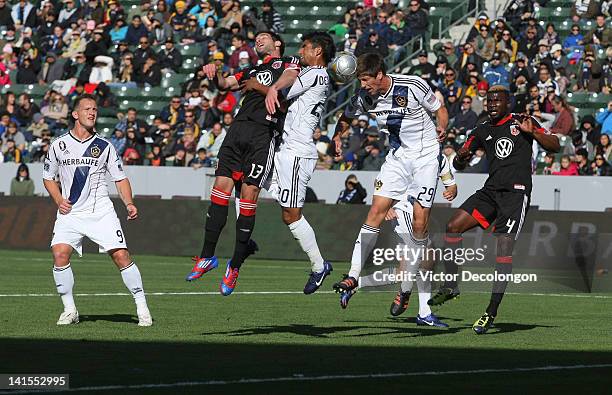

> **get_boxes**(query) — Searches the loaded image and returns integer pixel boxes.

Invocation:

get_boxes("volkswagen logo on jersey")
[495,137,514,159]
[256,70,274,86]
[90,145,101,158]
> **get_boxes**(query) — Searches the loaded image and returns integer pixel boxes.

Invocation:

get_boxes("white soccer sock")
[120,262,147,310]
[288,216,325,272]
[348,224,380,279]
[358,267,396,288]
[417,269,432,317]
[53,264,76,313]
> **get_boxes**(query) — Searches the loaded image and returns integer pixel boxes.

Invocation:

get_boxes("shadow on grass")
[80,314,138,324]
[1,339,612,392]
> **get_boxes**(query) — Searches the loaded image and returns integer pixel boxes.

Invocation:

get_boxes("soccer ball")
[328,52,357,84]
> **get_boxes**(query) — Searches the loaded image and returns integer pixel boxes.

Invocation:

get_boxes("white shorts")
[266,150,317,208]
[373,147,441,208]
[51,209,127,256]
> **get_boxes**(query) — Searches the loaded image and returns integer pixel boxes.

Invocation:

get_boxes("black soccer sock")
[486,255,513,317]
[442,233,463,289]
[201,188,231,258]
[230,199,257,269]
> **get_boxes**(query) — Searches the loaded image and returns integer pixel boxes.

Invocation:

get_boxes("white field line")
[1,364,611,394]
[0,290,611,298]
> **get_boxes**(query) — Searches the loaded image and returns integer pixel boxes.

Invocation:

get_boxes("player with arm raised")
[185,31,301,296]
[428,85,560,334]
[261,31,336,294]
[330,52,448,307]
[43,94,152,326]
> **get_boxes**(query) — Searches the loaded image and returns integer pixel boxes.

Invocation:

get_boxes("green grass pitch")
[1,249,612,394]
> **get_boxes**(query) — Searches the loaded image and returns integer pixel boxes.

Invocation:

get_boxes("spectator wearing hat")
[170,1,189,33]
[63,52,92,81]
[579,114,601,145]
[158,38,182,73]
[211,51,230,77]
[63,30,87,59]
[180,15,204,44]
[434,41,458,67]
[352,114,370,137]
[356,126,380,158]
[564,130,595,160]
[109,18,128,44]
[445,88,461,119]
[261,0,284,33]
[549,44,567,71]
[575,51,603,92]
[361,142,384,170]
[228,34,257,71]
[584,14,612,49]
[408,50,436,82]
[474,23,496,61]
[471,80,488,115]
[84,28,109,64]
[37,53,64,85]
[90,55,114,84]
[467,14,489,43]
[337,174,367,204]
[483,52,510,88]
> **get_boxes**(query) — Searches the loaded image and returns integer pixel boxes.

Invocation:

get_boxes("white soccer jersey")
[393,154,455,212]
[345,74,441,155]
[279,66,330,159]
[43,131,126,215]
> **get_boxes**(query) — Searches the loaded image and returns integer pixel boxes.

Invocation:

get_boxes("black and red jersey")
[461,113,549,194]
[233,55,300,125]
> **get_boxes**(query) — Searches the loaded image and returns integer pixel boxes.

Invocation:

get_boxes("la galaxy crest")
[394,95,407,107]
[374,179,383,191]
[90,145,101,158]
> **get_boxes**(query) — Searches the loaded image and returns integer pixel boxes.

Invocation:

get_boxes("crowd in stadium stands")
[0,0,610,177]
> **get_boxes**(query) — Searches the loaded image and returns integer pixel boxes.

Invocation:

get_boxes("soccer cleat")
[220,261,240,296]
[56,310,79,325]
[185,256,218,281]
[340,289,356,309]
[137,308,153,327]
[416,313,449,328]
[389,290,411,316]
[472,313,495,334]
[303,261,333,295]
[428,287,460,306]
[332,275,358,293]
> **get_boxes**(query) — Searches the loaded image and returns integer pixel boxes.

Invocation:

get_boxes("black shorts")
[460,187,530,238]
[215,120,276,187]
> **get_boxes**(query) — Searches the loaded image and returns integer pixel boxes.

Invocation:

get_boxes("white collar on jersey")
[68,130,97,144]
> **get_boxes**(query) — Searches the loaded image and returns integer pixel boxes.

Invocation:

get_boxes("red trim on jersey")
[210,188,231,206]
[496,256,513,264]
[239,199,257,216]
[471,208,491,229]
[495,114,513,126]
[263,55,274,64]
[234,70,245,83]
[463,135,476,150]
[444,235,463,244]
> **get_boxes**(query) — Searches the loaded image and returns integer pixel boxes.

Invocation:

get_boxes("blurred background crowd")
[0,0,610,178]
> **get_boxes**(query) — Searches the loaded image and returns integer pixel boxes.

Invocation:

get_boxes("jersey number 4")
[310,101,325,120]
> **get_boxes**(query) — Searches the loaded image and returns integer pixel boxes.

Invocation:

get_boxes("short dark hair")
[15,163,29,181]
[127,107,137,113]
[301,31,336,64]
[256,31,285,56]
[72,94,97,112]
[356,53,385,77]
[232,34,245,42]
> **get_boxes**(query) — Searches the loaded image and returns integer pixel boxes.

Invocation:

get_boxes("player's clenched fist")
[202,64,217,80]
[126,203,138,220]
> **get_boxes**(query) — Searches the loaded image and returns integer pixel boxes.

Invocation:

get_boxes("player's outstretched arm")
[453,147,472,171]
[115,179,138,220]
[520,117,561,153]
[332,113,353,155]
[43,179,72,215]
[203,63,239,91]
[265,69,299,114]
